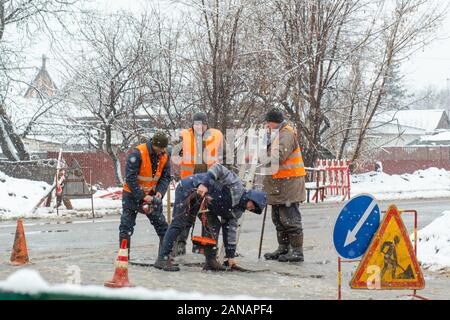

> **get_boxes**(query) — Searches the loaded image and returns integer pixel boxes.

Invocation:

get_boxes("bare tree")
[250,0,367,166]
[249,0,446,167]
[140,8,193,134]
[348,0,447,163]
[62,11,155,186]
[180,0,265,132]
[0,0,79,161]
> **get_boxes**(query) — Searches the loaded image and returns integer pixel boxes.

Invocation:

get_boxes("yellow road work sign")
[350,205,425,290]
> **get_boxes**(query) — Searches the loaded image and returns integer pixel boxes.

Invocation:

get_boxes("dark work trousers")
[175,221,193,246]
[159,184,221,260]
[271,203,303,243]
[175,163,208,246]
[119,192,168,239]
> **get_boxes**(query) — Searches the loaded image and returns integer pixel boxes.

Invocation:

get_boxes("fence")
[358,146,450,175]
[47,152,126,188]
[306,159,351,202]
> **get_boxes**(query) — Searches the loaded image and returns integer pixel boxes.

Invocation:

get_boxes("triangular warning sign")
[350,205,424,290]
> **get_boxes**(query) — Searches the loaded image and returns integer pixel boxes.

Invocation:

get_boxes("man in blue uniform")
[119,132,171,259]
[154,164,267,272]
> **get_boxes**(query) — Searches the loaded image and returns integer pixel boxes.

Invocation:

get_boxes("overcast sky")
[20,0,450,94]
[402,11,450,92]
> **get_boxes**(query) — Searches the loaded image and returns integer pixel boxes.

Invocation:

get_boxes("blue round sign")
[333,194,380,259]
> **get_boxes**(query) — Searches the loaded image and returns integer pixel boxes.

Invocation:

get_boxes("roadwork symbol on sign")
[333,194,381,259]
[350,205,425,290]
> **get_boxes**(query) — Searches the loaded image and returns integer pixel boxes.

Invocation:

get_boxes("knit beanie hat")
[152,131,169,148]
[264,109,284,123]
[193,112,208,124]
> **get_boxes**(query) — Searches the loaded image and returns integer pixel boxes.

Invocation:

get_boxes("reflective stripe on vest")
[123,143,168,194]
[180,128,223,179]
[272,125,306,179]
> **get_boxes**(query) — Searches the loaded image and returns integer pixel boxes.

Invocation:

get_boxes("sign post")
[333,194,381,260]
[333,194,381,300]
[334,198,426,300]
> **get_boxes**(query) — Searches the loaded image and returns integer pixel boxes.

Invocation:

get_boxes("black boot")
[154,257,180,272]
[119,235,131,260]
[264,231,289,260]
[203,258,227,271]
[203,246,226,271]
[278,233,304,262]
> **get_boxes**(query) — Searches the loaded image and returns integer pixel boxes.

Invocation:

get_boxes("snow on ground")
[0,170,179,221]
[0,170,122,221]
[0,171,52,220]
[349,168,450,201]
[0,269,267,300]
[414,211,450,272]
[1,167,450,220]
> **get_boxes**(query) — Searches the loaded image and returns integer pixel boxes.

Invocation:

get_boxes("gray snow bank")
[414,211,450,272]
[0,269,268,300]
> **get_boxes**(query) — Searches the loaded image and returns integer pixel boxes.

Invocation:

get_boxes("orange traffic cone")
[105,239,134,288]
[10,218,30,266]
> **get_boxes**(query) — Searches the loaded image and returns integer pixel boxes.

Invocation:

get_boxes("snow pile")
[350,168,450,201]
[70,188,123,211]
[0,269,267,300]
[0,171,52,220]
[414,211,450,272]
[0,170,122,221]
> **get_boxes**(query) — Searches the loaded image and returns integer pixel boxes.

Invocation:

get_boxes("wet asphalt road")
[0,198,449,300]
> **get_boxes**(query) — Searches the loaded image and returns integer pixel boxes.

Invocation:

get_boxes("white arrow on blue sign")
[333,194,381,259]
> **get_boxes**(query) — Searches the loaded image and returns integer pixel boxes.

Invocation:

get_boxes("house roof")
[372,109,449,134]
[408,130,450,146]
[23,55,58,99]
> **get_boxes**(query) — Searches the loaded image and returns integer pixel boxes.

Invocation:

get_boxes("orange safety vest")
[180,128,223,179]
[272,125,306,179]
[123,143,168,194]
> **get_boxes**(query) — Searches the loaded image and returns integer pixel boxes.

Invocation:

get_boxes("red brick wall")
[358,146,450,174]
[47,152,126,188]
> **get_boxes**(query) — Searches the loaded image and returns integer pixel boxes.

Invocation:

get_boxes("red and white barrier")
[316,159,351,200]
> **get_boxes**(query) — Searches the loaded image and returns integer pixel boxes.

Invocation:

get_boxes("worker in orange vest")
[172,112,224,256]
[262,109,307,262]
[119,132,171,259]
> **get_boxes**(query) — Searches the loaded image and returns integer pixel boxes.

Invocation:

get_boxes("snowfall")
[0,171,120,220]
[0,167,450,298]
[2,167,450,221]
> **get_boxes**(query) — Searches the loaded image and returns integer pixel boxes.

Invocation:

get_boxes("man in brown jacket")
[262,109,306,262]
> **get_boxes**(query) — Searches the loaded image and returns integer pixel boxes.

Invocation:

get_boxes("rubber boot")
[264,231,289,260]
[278,233,304,262]
[119,235,131,260]
[203,258,227,271]
[203,246,226,271]
[154,257,180,272]
[160,237,179,267]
